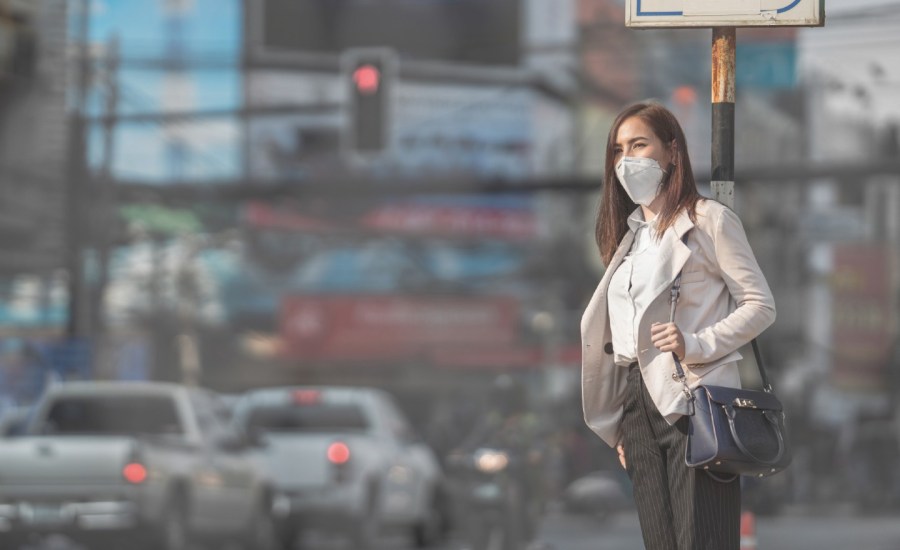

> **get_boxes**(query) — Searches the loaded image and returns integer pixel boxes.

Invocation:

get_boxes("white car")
[231,386,446,548]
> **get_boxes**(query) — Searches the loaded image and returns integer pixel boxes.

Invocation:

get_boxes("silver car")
[0,381,281,550]
[232,386,446,549]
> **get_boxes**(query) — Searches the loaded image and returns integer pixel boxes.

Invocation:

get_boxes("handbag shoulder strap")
[749,338,773,392]
[670,232,775,394]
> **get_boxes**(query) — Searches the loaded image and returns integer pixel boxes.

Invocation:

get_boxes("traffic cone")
[740,510,757,550]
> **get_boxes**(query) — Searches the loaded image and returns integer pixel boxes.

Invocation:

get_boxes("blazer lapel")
[645,210,695,301]
[600,231,635,297]
[582,230,635,334]
[609,231,635,273]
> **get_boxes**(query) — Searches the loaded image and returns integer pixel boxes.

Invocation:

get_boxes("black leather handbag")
[669,253,792,482]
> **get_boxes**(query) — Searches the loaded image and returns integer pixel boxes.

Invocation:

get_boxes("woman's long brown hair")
[595,102,702,265]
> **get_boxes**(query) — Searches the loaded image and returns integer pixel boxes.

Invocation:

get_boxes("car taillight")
[327,442,351,465]
[292,389,321,405]
[123,462,148,485]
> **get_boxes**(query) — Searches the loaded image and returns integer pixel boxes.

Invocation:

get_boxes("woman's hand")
[616,443,626,469]
[651,322,686,360]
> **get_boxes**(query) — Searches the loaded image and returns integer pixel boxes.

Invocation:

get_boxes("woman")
[581,102,775,550]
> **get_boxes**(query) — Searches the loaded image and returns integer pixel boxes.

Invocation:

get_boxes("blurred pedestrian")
[581,102,776,550]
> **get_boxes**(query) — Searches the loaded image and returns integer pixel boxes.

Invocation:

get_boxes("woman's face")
[613,116,673,168]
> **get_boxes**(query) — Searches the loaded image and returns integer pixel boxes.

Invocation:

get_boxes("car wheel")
[152,497,190,550]
[412,489,444,548]
[0,532,24,550]
[352,483,381,549]
[278,523,299,550]
[353,513,379,550]
[242,500,280,550]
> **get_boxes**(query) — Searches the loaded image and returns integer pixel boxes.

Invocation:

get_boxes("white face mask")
[615,156,666,206]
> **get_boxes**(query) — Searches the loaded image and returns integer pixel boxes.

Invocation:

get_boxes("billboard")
[244,74,537,180]
[830,245,896,392]
[250,0,521,66]
[391,83,533,178]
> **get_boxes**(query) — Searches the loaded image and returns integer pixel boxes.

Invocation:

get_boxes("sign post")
[712,27,736,208]
[626,0,825,208]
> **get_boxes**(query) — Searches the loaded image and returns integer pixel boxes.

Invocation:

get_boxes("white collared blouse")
[607,209,662,367]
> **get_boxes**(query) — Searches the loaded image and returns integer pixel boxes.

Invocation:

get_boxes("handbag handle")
[724,406,787,465]
[669,232,775,395]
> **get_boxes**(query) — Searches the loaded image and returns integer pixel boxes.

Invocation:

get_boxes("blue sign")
[736,41,796,89]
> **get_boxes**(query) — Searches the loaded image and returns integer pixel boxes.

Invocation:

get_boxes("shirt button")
[604,343,614,355]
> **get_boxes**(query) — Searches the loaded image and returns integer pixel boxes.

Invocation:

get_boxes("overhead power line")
[99,159,900,205]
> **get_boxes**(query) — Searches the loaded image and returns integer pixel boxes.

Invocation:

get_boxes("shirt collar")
[627,208,657,233]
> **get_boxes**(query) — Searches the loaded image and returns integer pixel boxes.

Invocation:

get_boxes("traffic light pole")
[711,27,736,210]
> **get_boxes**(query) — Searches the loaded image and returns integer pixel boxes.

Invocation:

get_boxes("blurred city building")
[0,0,66,310]
[0,0,74,410]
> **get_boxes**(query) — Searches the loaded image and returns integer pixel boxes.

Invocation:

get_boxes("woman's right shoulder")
[695,198,729,218]
[694,198,728,231]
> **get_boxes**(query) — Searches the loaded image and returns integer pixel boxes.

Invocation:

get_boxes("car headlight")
[387,465,413,484]
[474,449,509,474]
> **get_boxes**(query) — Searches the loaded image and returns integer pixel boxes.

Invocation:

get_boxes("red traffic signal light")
[353,64,381,95]
[343,49,395,157]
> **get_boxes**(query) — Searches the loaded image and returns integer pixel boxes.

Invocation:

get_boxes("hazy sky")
[88,0,242,181]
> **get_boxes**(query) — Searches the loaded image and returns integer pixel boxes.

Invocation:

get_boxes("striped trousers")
[622,364,740,550]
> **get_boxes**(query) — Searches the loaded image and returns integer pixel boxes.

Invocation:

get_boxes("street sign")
[626,0,824,28]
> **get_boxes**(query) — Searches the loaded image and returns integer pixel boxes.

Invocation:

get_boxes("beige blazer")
[581,199,776,447]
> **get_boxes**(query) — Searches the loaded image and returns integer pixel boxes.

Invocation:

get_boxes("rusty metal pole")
[711,27,736,209]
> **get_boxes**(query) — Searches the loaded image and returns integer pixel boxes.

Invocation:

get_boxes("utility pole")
[711,28,736,210]
[90,35,120,338]
[65,0,91,340]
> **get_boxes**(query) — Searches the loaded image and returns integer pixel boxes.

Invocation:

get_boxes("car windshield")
[42,395,183,436]
[245,403,370,433]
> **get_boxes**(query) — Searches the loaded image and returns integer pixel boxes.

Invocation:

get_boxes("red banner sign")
[280,295,520,363]
[360,204,538,240]
[830,245,896,391]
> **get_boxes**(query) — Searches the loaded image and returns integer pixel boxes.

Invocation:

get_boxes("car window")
[42,395,183,436]
[244,403,370,433]
[379,397,418,444]
[189,391,230,440]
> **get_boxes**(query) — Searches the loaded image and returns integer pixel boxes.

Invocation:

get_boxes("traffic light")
[343,49,395,157]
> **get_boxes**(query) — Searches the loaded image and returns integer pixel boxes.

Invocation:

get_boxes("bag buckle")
[734,397,757,409]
